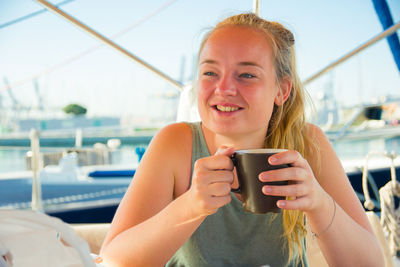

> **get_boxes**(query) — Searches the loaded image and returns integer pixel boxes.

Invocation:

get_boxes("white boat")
[322,102,400,142]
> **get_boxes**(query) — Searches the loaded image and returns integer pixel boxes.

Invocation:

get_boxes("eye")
[239,73,256,79]
[203,71,217,76]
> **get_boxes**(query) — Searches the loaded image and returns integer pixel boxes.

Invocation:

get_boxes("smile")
[215,105,241,112]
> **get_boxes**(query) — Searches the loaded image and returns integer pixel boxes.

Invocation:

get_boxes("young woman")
[100,13,384,266]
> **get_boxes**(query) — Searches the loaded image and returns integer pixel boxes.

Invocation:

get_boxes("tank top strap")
[186,121,210,176]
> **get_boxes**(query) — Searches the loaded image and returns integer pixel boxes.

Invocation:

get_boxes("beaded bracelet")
[311,197,336,239]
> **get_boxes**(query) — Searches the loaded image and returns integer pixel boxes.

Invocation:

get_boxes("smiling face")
[198,25,287,140]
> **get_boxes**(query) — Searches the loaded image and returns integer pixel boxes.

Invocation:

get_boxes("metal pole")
[30,129,43,211]
[304,21,400,85]
[253,0,260,16]
[35,0,184,91]
[75,128,82,148]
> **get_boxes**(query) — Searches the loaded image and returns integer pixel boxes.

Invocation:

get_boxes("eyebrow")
[238,61,263,69]
[199,59,217,65]
[200,59,263,69]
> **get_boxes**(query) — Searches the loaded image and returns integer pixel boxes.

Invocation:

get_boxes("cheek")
[197,81,213,104]
[246,89,276,117]
[197,88,206,106]
[197,86,209,116]
[197,90,212,121]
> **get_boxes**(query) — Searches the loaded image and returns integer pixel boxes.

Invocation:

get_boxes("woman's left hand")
[258,150,329,212]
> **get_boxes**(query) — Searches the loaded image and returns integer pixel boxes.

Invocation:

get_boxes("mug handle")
[230,154,241,193]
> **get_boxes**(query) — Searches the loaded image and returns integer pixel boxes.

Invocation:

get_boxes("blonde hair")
[199,13,318,266]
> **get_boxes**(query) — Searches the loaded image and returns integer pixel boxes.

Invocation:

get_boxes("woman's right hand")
[188,146,235,217]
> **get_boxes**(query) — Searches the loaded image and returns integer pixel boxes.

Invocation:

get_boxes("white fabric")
[176,84,200,122]
[0,210,95,267]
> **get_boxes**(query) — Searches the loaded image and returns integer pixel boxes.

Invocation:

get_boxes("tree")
[63,103,87,116]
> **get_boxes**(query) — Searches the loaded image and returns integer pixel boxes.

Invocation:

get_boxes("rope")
[362,151,400,257]
[379,153,400,257]
[379,182,400,257]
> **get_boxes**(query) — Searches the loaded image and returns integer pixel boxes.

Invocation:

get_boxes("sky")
[0,0,399,124]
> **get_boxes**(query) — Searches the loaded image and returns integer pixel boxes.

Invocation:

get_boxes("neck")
[201,123,266,155]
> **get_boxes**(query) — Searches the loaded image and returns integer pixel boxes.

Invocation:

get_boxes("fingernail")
[263,187,272,193]
[269,157,278,164]
[277,201,285,208]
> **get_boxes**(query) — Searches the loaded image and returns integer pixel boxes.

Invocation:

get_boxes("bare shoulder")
[104,123,193,246]
[141,122,193,182]
[304,123,327,141]
[304,123,335,157]
[305,123,345,183]
[150,122,192,150]
[303,123,329,160]
[154,122,192,140]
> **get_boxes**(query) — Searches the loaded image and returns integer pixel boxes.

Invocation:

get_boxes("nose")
[215,74,237,96]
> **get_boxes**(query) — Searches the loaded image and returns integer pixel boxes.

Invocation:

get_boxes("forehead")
[199,26,274,66]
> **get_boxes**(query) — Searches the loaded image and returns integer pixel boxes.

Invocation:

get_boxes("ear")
[274,76,292,106]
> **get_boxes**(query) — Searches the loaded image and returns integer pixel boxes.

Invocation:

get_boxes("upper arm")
[102,123,192,247]
[306,124,373,234]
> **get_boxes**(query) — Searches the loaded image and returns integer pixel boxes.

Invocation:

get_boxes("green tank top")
[166,122,308,267]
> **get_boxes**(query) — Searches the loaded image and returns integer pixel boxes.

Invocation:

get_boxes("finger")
[259,167,307,182]
[194,170,234,185]
[262,183,307,197]
[195,153,234,171]
[276,196,311,210]
[215,145,235,156]
[268,150,308,168]
[208,182,232,197]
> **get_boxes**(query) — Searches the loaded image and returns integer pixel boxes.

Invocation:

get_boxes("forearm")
[101,192,205,267]
[306,198,384,267]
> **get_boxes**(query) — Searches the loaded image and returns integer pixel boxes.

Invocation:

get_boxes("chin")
[206,120,244,135]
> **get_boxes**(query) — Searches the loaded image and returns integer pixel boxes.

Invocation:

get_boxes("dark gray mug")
[231,149,288,214]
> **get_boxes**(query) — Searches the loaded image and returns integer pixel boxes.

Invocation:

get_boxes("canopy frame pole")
[304,21,400,85]
[253,0,260,16]
[35,0,184,91]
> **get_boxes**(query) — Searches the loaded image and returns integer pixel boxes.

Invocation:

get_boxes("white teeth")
[216,105,239,112]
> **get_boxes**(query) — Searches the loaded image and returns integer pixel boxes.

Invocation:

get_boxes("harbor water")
[332,136,400,161]
[2,136,400,174]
